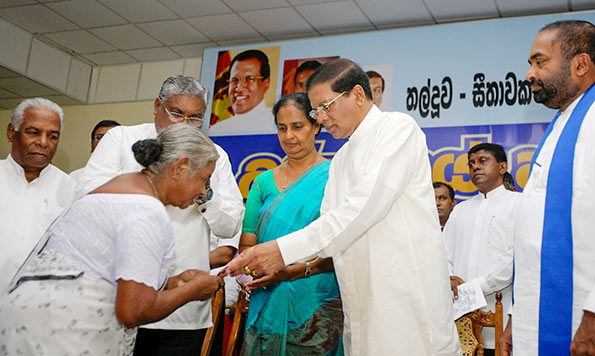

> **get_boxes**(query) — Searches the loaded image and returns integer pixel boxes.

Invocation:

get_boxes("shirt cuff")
[276,230,315,265]
[197,192,221,216]
[583,285,595,313]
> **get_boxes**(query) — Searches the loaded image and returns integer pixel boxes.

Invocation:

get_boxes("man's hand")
[571,311,595,356]
[450,275,465,299]
[225,240,286,277]
[499,316,512,356]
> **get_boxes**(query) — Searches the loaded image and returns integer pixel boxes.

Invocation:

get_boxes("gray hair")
[157,75,209,106]
[132,123,219,175]
[10,98,64,132]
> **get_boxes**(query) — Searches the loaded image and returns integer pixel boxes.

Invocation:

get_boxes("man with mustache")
[433,181,456,230]
[0,98,75,291]
[442,143,520,356]
[499,20,595,356]
[209,49,276,135]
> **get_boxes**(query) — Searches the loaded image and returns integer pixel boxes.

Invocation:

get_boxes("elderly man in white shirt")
[225,59,461,356]
[78,75,244,355]
[0,98,75,291]
[442,143,520,355]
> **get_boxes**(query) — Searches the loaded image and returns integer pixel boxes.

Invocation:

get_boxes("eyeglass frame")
[160,100,205,127]
[309,91,347,121]
[227,75,265,87]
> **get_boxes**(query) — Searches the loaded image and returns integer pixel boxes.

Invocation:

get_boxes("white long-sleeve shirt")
[277,106,461,356]
[513,94,595,356]
[78,123,244,330]
[0,154,75,291]
[443,184,520,348]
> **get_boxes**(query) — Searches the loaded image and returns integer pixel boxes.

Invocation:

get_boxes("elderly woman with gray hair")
[0,124,223,355]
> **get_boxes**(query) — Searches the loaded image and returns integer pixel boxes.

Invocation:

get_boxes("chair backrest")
[201,288,225,356]
[225,287,250,356]
[455,292,503,356]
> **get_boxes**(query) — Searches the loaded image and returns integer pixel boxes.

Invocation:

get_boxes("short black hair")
[467,143,507,163]
[366,70,385,91]
[230,49,270,79]
[540,20,595,63]
[272,92,316,126]
[294,60,321,82]
[306,58,372,101]
[433,182,455,201]
[91,119,120,140]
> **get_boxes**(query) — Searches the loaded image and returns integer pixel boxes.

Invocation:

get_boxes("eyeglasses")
[227,75,265,87]
[309,91,347,121]
[162,104,205,127]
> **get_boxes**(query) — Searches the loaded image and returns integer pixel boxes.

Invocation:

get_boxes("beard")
[531,63,580,109]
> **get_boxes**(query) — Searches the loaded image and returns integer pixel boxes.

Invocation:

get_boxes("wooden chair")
[455,292,503,356]
[201,288,225,356]
[225,287,250,356]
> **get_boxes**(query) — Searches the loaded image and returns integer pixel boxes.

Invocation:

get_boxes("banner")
[201,11,595,199]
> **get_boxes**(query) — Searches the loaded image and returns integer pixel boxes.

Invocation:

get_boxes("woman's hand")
[185,271,223,301]
[244,264,304,290]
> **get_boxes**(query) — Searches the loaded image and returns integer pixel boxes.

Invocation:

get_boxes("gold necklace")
[143,172,160,200]
[280,158,320,190]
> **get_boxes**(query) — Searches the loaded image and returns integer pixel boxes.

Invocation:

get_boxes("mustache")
[529,78,544,87]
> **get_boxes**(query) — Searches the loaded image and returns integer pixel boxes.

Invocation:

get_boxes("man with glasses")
[209,49,276,135]
[225,59,461,355]
[79,75,244,355]
[70,119,120,190]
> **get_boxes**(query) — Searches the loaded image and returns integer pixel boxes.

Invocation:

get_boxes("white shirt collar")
[6,153,52,183]
[481,184,506,199]
[349,105,379,147]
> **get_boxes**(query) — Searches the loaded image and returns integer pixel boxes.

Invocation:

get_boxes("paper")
[452,278,487,320]
[210,265,227,276]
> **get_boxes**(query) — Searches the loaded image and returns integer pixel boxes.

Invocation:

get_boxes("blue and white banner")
[200,10,595,198]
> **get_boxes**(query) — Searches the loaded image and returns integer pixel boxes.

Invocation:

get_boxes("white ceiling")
[0,0,594,109]
[1,0,594,66]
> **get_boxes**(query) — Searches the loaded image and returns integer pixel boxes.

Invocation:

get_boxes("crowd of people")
[0,19,594,356]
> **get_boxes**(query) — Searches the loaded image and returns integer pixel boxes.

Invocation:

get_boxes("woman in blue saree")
[239,93,343,355]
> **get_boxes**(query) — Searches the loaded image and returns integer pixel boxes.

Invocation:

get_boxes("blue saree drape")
[241,161,344,356]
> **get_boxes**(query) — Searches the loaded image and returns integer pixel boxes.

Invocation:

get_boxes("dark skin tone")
[450,149,506,299]
[93,160,223,328]
[499,28,595,356]
[224,84,373,279]
[238,103,332,290]
[7,107,61,183]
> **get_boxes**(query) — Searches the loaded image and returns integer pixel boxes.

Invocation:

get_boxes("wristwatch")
[304,261,313,278]
[195,187,213,206]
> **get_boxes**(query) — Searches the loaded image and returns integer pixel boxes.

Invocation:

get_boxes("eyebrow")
[529,52,546,61]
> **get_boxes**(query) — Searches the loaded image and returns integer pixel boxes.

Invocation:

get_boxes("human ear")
[352,85,366,105]
[500,161,508,175]
[573,53,592,78]
[7,123,15,142]
[153,98,161,114]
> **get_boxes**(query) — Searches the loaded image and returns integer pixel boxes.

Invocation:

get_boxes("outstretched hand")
[244,265,303,291]
[224,240,286,277]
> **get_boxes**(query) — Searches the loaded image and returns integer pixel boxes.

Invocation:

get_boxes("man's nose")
[37,133,48,147]
[526,67,535,82]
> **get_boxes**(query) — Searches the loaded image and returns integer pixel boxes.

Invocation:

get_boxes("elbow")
[116,309,141,328]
